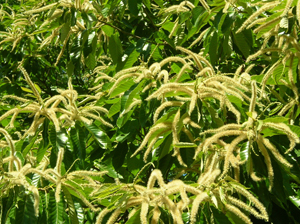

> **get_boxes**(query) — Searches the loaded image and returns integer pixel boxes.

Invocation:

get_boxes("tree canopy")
[1,0,300,223]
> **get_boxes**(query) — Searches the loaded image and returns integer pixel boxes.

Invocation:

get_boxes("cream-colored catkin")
[253,17,281,34]
[169,18,179,38]
[95,208,111,224]
[44,95,68,108]
[227,196,266,220]
[176,46,203,70]
[146,85,194,101]
[25,3,57,14]
[154,101,184,123]
[189,27,210,48]
[263,122,299,145]
[247,17,267,29]
[106,208,121,224]
[175,62,193,81]
[246,48,281,63]
[151,206,161,224]
[28,185,40,216]
[200,123,243,135]
[233,183,268,221]
[261,136,292,168]
[140,201,149,224]
[257,137,274,191]
[143,134,161,162]
[225,203,252,224]
[297,0,300,27]
[18,65,43,104]
[249,81,257,113]
[83,112,113,128]
[147,169,166,189]
[159,56,187,67]
[161,196,184,224]
[131,122,172,157]
[190,192,209,224]
[0,128,17,171]
[55,30,72,66]
[3,95,31,103]
[281,0,293,17]
[197,130,246,155]
[221,134,247,178]
[236,1,280,33]
[260,60,282,97]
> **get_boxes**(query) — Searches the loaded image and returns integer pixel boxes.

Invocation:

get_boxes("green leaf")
[101,25,114,37]
[156,30,175,48]
[37,119,50,163]
[128,0,139,16]
[109,33,123,66]
[123,49,140,69]
[153,0,164,7]
[48,192,64,224]
[22,132,39,157]
[98,161,123,179]
[124,81,145,112]
[108,98,121,118]
[84,123,111,149]
[23,194,38,224]
[112,141,128,170]
[179,11,191,24]
[240,141,250,162]
[110,78,135,98]
[49,127,68,151]
[209,30,218,66]
[211,205,231,224]
[142,0,151,9]
[67,60,75,77]
[125,208,141,224]
[173,142,197,148]
[62,186,80,224]
[289,195,300,208]
[233,31,250,58]
[263,116,289,123]
[69,123,86,168]
[21,87,33,93]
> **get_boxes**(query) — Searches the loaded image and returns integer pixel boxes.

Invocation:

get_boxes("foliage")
[1,0,300,223]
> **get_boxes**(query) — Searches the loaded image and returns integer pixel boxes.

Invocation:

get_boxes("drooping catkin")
[107,208,121,224]
[146,84,194,101]
[131,122,172,158]
[297,0,300,27]
[161,196,184,224]
[140,201,149,224]
[151,206,161,224]
[24,3,57,14]
[260,60,282,98]
[55,30,72,66]
[249,81,257,113]
[159,56,187,67]
[221,134,247,178]
[236,1,280,33]
[225,203,252,224]
[95,208,111,224]
[189,27,210,48]
[227,196,267,220]
[257,137,274,191]
[18,65,43,104]
[147,169,166,189]
[190,192,209,224]
[154,101,184,123]
[261,136,292,168]
[253,17,281,33]
[176,46,204,70]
